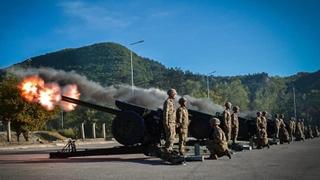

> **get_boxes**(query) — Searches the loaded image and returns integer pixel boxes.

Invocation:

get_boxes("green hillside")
[11,42,320,124]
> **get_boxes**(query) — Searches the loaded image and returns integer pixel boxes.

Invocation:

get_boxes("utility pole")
[293,86,297,119]
[129,40,144,95]
[206,71,216,99]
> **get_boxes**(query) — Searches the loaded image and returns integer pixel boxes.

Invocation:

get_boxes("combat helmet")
[167,88,177,96]
[233,106,240,112]
[210,117,220,126]
[225,102,232,109]
[178,97,187,104]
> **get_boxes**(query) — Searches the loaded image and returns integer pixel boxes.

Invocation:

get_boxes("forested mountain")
[11,42,320,124]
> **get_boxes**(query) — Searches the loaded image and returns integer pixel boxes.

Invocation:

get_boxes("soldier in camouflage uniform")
[256,111,262,134]
[301,119,305,135]
[306,125,314,139]
[257,123,270,149]
[206,118,231,160]
[176,97,189,155]
[261,111,268,130]
[163,89,177,152]
[288,117,296,141]
[274,114,281,139]
[295,119,305,141]
[231,106,240,144]
[314,126,320,137]
[279,122,290,144]
[221,102,232,142]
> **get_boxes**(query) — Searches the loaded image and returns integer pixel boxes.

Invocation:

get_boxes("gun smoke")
[11,67,224,114]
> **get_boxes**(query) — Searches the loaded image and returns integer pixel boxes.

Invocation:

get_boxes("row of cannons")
[49,96,319,164]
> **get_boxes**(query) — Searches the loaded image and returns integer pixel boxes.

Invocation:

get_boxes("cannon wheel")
[112,111,145,146]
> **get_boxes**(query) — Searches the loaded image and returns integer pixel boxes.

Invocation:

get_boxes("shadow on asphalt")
[0,156,169,166]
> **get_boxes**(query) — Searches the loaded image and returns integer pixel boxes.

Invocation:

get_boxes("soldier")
[279,122,290,144]
[295,119,305,141]
[274,114,281,139]
[256,111,262,134]
[288,117,295,141]
[261,111,268,130]
[257,123,270,149]
[301,119,305,135]
[221,102,232,142]
[314,126,320,137]
[307,125,314,139]
[279,114,285,125]
[231,106,240,144]
[163,89,177,152]
[206,117,231,160]
[176,97,189,155]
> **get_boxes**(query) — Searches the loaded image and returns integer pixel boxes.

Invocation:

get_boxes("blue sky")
[1,0,320,76]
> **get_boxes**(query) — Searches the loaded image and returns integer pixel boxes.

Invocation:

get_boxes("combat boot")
[206,154,218,160]
[225,150,231,159]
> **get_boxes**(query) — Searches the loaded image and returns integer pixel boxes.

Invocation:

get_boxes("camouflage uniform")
[314,126,320,137]
[261,111,268,130]
[221,102,232,142]
[274,114,281,139]
[301,119,305,135]
[287,118,295,140]
[279,123,290,144]
[231,106,240,144]
[307,125,314,139]
[256,112,262,133]
[257,124,269,149]
[163,89,177,151]
[206,118,231,159]
[176,98,189,155]
[295,121,305,141]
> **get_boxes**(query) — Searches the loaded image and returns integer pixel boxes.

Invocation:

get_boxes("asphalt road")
[0,138,319,180]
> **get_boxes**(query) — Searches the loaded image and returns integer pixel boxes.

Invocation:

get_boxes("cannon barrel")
[62,96,121,115]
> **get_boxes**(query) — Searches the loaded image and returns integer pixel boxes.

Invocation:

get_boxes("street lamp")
[207,71,216,99]
[129,40,144,95]
[293,86,297,119]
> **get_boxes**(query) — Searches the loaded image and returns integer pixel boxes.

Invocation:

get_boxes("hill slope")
[10,42,320,123]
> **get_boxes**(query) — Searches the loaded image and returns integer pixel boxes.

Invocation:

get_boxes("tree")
[0,74,58,141]
[213,79,250,110]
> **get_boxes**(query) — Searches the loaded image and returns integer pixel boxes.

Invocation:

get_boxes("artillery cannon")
[50,96,260,163]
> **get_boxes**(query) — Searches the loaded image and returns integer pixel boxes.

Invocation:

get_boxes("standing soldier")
[176,97,189,155]
[288,117,295,141]
[221,102,232,142]
[301,119,305,135]
[279,114,285,125]
[163,89,177,152]
[256,111,262,134]
[307,125,314,139]
[274,114,281,139]
[231,106,240,144]
[314,126,320,137]
[295,119,305,141]
[206,118,231,160]
[261,111,268,130]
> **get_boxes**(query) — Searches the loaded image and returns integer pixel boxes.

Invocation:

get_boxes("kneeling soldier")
[206,118,231,160]
[176,97,189,155]
[257,123,270,149]
[279,123,290,144]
